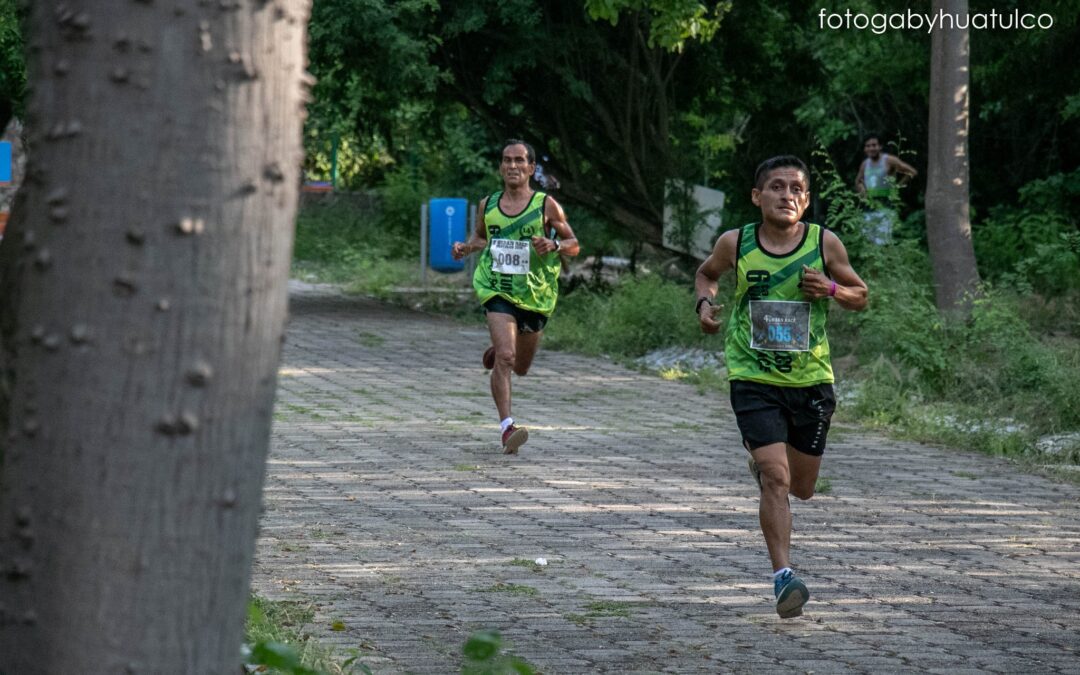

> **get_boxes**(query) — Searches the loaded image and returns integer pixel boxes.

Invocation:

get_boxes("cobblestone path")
[251,284,1080,674]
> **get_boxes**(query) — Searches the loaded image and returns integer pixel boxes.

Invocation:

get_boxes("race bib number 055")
[749,300,811,352]
[490,239,531,275]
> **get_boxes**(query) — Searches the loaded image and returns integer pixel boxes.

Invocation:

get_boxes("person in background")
[855,133,917,244]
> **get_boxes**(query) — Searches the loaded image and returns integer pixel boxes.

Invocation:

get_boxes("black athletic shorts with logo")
[729,380,837,457]
[483,296,549,334]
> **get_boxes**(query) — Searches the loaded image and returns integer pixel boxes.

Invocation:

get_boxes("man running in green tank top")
[451,140,580,454]
[695,156,868,618]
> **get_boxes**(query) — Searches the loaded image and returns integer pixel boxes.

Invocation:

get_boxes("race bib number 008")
[490,239,530,275]
[749,300,811,352]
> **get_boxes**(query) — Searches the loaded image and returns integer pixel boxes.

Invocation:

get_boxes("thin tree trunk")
[0,1,310,672]
[925,0,980,314]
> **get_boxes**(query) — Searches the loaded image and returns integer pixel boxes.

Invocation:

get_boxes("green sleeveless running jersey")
[724,222,834,386]
[473,190,561,316]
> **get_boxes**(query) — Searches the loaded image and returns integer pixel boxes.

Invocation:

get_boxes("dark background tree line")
[296,1,1080,282]
[5,0,1078,287]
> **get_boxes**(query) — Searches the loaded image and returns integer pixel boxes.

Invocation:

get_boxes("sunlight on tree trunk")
[925,0,980,315]
[0,1,311,671]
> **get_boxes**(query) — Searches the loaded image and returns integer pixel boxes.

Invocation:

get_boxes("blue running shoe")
[774,570,809,618]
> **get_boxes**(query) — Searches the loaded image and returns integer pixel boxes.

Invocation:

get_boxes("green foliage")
[247,596,316,645]
[245,596,370,675]
[461,630,536,675]
[299,0,1080,259]
[974,168,1080,296]
[304,128,393,189]
[376,168,430,240]
[836,277,1080,449]
[292,195,422,292]
[508,558,547,572]
[248,642,321,675]
[545,275,712,357]
[306,0,441,146]
[811,151,1080,454]
[847,264,1080,433]
[673,96,744,187]
[664,180,722,253]
[581,600,635,617]
[0,0,25,123]
[1064,92,1080,121]
[303,0,748,245]
[971,3,1080,198]
[842,242,954,389]
[584,0,730,51]
[794,1,928,148]
[814,477,832,494]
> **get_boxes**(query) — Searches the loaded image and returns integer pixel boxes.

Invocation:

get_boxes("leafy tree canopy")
[0,0,26,131]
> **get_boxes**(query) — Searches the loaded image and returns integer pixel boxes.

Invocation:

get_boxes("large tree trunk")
[0,1,310,672]
[925,0,980,314]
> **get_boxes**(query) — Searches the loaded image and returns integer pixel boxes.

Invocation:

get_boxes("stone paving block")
[250,285,1080,674]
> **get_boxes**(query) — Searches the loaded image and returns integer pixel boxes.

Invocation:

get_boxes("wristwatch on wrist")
[695,296,713,315]
[553,239,561,252]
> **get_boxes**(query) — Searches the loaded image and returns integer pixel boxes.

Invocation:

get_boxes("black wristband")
[695,296,713,315]
[553,239,561,252]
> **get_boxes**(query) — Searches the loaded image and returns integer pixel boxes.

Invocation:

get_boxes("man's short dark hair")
[754,155,810,189]
[863,132,882,145]
[502,139,535,164]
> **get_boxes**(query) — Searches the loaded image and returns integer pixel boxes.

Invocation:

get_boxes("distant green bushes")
[545,275,719,357]
[830,244,1080,440]
[974,168,1080,297]
[292,196,416,291]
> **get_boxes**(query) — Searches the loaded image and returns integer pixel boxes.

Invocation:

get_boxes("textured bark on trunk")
[925,0,980,314]
[0,1,310,672]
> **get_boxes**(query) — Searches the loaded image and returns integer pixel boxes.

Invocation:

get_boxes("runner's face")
[752,168,809,227]
[500,145,534,189]
[864,139,881,159]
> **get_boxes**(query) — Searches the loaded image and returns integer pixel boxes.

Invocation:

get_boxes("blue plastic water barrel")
[428,197,467,272]
[0,142,12,183]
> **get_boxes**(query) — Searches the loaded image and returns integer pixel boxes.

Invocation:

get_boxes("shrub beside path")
[251,282,1080,674]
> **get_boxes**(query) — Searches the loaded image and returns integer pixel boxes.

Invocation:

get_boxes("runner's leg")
[752,442,794,572]
[787,445,823,501]
[786,383,832,499]
[513,331,542,376]
[753,442,824,568]
[487,311,517,421]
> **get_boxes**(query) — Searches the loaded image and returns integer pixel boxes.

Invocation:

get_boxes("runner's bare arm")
[534,196,579,256]
[887,155,918,184]
[802,230,868,311]
[855,160,868,196]
[694,229,738,333]
[451,197,490,260]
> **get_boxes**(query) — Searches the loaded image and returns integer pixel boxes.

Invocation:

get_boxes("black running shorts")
[483,296,549,334]
[729,380,837,456]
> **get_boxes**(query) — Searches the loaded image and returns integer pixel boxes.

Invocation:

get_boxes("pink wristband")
[828,281,837,297]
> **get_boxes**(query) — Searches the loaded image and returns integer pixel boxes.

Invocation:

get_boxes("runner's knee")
[512,363,530,376]
[758,462,791,493]
[495,347,515,369]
